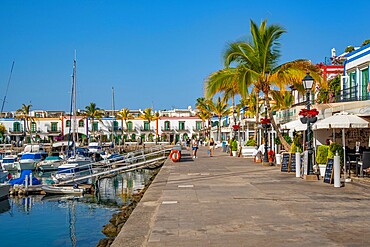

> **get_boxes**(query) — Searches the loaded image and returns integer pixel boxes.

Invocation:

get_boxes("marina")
[0,168,159,247]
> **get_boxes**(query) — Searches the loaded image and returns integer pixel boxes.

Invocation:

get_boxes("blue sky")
[0,0,369,112]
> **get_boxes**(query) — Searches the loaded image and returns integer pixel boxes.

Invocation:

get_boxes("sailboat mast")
[111,86,115,147]
[72,52,77,151]
[1,61,15,115]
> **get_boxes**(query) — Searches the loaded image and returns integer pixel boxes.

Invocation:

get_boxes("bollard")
[295,152,301,178]
[30,173,33,186]
[25,175,28,188]
[334,153,341,188]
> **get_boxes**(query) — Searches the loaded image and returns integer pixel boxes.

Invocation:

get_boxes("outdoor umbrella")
[281,119,307,132]
[312,112,370,178]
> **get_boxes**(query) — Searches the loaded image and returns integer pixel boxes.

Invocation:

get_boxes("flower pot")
[300,117,307,124]
[232,151,237,157]
[308,116,317,124]
[318,164,326,177]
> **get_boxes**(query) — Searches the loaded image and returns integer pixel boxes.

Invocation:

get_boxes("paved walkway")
[112,146,370,247]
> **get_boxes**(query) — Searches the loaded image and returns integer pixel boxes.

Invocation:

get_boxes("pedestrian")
[192,138,199,159]
[209,138,215,156]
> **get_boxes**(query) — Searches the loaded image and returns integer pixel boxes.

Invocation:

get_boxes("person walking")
[209,138,215,157]
[192,138,199,159]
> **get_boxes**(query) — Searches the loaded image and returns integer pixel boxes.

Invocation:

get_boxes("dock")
[111,146,370,247]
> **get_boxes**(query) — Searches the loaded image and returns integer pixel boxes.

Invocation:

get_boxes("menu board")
[323,158,334,184]
[290,153,296,173]
[281,152,290,172]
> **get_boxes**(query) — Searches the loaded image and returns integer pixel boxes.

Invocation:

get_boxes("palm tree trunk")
[218,116,222,142]
[264,94,291,151]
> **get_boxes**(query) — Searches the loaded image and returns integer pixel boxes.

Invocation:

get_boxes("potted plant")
[316,145,329,177]
[231,139,238,157]
[328,143,344,165]
[241,138,257,157]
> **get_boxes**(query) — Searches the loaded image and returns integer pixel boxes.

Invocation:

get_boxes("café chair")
[359,151,370,177]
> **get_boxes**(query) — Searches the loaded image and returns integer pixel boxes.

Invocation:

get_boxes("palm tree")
[140,108,155,141]
[220,19,321,150]
[140,108,155,124]
[84,102,104,142]
[195,97,213,137]
[209,97,230,142]
[15,104,34,143]
[116,108,133,140]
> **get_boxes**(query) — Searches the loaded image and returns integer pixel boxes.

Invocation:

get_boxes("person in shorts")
[192,138,199,158]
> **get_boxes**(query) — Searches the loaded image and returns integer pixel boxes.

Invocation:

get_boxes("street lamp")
[263,106,269,163]
[233,109,238,139]
[302,72,315,175]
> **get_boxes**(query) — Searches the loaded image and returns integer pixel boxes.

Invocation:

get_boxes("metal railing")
[55,145,172,185]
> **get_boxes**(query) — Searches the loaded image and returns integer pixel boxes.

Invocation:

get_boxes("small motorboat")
[0,183,11,200]
[42,185,84,195]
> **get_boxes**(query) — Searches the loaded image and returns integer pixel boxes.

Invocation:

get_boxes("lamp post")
[302,73,315,175]
[233,109,237,139]
[263,106,269,163]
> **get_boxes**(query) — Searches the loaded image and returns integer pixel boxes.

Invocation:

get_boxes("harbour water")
[0,168,158,247]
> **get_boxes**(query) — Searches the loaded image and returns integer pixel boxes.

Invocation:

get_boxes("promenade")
[112,146,370,247]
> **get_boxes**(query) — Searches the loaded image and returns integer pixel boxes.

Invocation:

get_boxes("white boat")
[19,152,47,170]
[1,155,19,171]
[88,142,102,153]
[37,156,64,171]
[42,185,84,195]
[0,183,11,200]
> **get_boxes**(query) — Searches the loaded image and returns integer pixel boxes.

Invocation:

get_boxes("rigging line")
[1,61,15,114]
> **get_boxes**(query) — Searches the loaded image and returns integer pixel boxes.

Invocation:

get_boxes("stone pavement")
[112,146,370,247]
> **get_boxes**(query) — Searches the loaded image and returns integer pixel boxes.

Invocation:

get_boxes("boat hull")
[42,185,84,195]
[0,184,11,200]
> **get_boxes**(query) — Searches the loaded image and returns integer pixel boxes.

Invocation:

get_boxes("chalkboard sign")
[323,158,334,184]
[290,153,296,173]
[281,152,290,172]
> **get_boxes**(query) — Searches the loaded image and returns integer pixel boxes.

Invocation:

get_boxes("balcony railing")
[334,86,370,102]
[47,128,62,133]
[174,126,190,132]
[8,128,24,134]
[140,126,155,132]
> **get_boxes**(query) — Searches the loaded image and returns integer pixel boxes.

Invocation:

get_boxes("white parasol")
[312,112,370,178]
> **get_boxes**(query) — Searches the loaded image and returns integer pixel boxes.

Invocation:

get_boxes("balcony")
[140,126,155,132]
[174,126,190,132]
[8,128,24,135]
[122,127,137,133]
[334,86,370,102]
[47,127,62,133]
[161,126,175,132]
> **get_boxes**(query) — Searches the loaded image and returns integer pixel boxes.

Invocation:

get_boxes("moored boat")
[19,152,46,170]
[41,185,84,195]
[1,155,19,171]
[0,183,11,200]
[37,156,64,172]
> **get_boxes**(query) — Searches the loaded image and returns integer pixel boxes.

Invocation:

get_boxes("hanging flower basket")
[260,117,271,125]
[232,124,240,130]
[300,116,307,124]
[299,108,319,117]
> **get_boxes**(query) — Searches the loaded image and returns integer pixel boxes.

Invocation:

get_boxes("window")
[31,122,36,132]
[66,120,71,127]
[113,121,118,131]
[144,121,150,131]
[361,69,369,100]
[51,122,58,132]
[79,120,84,127]
[179,121,185,130]
[127,121,133,131]
[196,121,202,130]
[164,121,170,130]
[13,122,21,132]
[93,122,99,131]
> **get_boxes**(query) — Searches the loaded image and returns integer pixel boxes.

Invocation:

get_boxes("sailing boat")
[53,54,93,183]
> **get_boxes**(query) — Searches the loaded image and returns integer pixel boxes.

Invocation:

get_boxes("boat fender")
[169,150,181,162]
